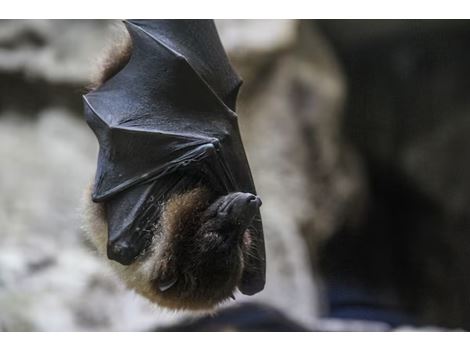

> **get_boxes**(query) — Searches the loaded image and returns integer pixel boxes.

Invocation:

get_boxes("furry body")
[82,21,263,310]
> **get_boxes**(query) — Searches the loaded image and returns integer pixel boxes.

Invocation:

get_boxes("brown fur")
[87,25,132,91]
[161,188,212,244]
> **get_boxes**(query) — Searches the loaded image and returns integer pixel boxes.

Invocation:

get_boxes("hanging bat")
[82,19,266,310]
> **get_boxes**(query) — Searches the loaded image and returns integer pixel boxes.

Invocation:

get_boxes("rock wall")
[317,20,470,329]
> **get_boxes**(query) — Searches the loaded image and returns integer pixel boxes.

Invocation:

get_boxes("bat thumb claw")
[158,277,178,292]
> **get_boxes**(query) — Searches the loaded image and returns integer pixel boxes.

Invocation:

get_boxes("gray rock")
[0,19,114,84]
[0,109,185,331]
[230,21,365,328]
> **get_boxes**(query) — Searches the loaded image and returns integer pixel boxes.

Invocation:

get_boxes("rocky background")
[0,19,469,331]
[317,20,470,330]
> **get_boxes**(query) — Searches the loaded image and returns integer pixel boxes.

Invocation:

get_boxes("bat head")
[83,184,262,310]
[152,191,262,308]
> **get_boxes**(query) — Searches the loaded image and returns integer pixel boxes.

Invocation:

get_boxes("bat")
[82,20,266,310]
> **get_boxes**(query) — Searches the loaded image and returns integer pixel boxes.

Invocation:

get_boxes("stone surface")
[0,20,113,84]
[0,109,186,331]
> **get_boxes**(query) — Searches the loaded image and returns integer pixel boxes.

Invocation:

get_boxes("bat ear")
[239,263,266,296]
[238,214,266,296]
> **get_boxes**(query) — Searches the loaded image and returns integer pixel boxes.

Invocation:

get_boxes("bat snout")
[218,192,261,213]
[246,194,262,207]
[226,192,261,224]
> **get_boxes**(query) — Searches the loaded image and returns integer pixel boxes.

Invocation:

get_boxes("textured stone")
[0,19,114,84]
[0,109,187,331]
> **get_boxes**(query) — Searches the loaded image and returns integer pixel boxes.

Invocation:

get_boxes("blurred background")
[0,19,469,331]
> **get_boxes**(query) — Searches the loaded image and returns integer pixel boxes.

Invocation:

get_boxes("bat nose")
[245,194,262,207]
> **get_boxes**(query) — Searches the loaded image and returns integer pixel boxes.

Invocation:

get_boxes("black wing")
[84,20,242,200]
